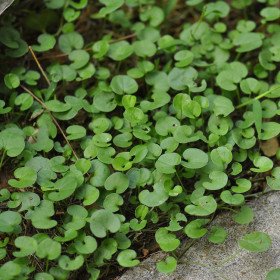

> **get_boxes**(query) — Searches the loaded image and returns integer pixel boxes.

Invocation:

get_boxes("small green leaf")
[155,153,181,174]
[0,211,21,233]
[103,193,124,212]
[208,226,227,243]
[185,196,217,216]
[155,228,180,251]
[251,156,273,173]
[203,171,228,190]
[69,50,90,69]
[4,73,20,89]
[182,148,208,169]
[233,32,262,52]
[74,235,97,255]
[117,249,140,267]
[220,190,244,206]
[32,34,56,52]
[184,219,209,239]
[66,125,86,140]
[13,236,37,257]
[36,238,61,260]
[213,96,234,117]
[58,32,84,53]
[15,93,33,111]
[231,179,251,193]
[111,75,138,95]
[107,40,133,61]
[8,167,37,188]
[58,255,84,271]
[90,209,121,238]
[260,7,280,21]
[0,128,25,157]
[133,40,157,57]
[104,172,129,194]
[139,183,169,207]
[157,256,177,274]
[266,269,280,280]
[30,200,57,229]
[239,232,271,252]
[233,205,254,224]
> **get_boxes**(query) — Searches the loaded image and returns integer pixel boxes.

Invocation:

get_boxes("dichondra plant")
[1,0,280,279]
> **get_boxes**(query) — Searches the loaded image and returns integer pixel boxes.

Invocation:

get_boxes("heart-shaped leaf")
[117,249,140,267]
[184,219,210,238]
[8,167,37,188]
[185,196,217,216]
[0,211,22,233]
[90,209,121,238]
[233,205,254,224]
[207,226,227,243]
[36,238,61,260]
[155,228,180,251]
[156,256,177,274]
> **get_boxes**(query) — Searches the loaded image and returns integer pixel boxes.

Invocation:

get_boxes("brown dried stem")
[20,84,79,160]
[29,46,51,86]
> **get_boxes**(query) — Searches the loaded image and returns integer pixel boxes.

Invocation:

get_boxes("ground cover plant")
[1,0,280,279]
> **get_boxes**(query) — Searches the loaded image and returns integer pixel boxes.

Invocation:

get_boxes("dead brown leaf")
[142,248,149,257]
[260,137,279,157]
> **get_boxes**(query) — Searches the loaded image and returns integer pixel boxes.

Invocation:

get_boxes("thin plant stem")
[20,84,79,160]
[215,248,243,268]
[236,87,241,104]
[29,46,51,86]
[178,239,196,259]
[189,6,207,43]
[45,259,49,272]
[236,85,280,109]
[244,189,276,198]
[175,170,186,192]
[218,206,238,213]
[0,149,6,170]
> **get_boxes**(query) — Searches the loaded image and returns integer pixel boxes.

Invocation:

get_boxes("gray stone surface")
[119,191,280,280]
[0,0,14,15]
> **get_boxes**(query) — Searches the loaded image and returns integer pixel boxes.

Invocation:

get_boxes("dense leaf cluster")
[1,0,280,279]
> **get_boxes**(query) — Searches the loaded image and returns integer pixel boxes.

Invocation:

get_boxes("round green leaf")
[233,205,254,224]
[58,255,84,271]
[107,40,133,61]
[32,34,56,52]
[185,196,217,216]
[184,219,209,239]
[156,256,177,274]
[8,167,37,188]
[4,73,20,89]
[133,40,157,57]
[90,209,121,238]
[13,236,37,257]
[155,153,181,174]
[203,171,228,191]
[117,249,140,267]
[182,148,208,169]
[111,75,138,95]
[239,232,271,252]
[266,269,280,280]
[220,190,244,206]
[208,226,227,243]
[155,228,180,251]
[104,172,129,194]
[36,238,61,260]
